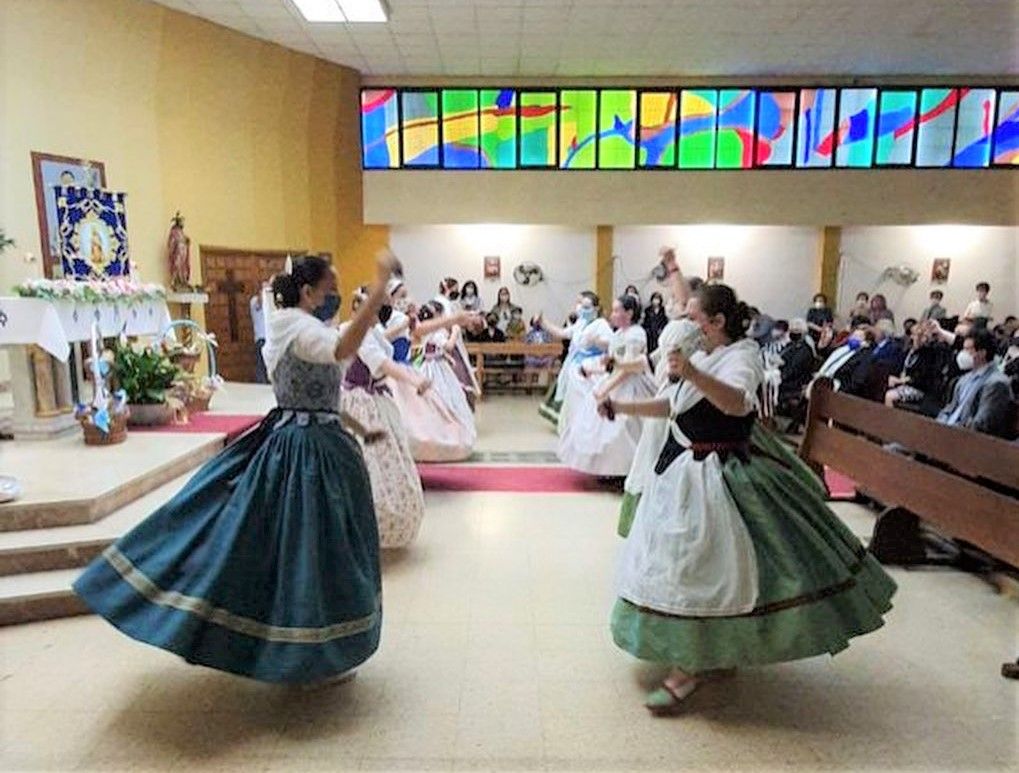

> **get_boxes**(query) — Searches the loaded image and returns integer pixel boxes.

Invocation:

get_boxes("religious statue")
[167,211,191,290]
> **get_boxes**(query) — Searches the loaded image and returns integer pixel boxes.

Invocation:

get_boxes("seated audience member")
[460,280,483,313]
[869,293,895,325]
[490,287,517,332]
[963,281,994,324]
[885,320,953,413]
[871,319,905,374]
[849,292,871,327]
[902,318,918,342]
[642,292,668,353]
[810,325,877,398]
[778,319,816,407]
[806,293,834,339]
[921,290,947,322]
[524,316,555,369]
[505,307,527,341]
[936,329,1015,439]
[477,313,506,344]
[748,307,776,347]
[763,319,791,359]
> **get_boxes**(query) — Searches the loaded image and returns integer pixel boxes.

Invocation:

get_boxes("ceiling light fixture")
[337,0,389,23]
[292,0,345,23]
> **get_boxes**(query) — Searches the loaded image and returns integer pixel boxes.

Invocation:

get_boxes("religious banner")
[55,186,131,279]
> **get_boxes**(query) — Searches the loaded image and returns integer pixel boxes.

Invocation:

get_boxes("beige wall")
[0,0,377,305]
[364,170,1019,226]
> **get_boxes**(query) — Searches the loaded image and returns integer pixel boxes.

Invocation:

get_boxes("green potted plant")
[110,341,181,426]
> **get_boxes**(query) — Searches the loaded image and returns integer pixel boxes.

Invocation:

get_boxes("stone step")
[0,568,87,625]
[0,474,190,576]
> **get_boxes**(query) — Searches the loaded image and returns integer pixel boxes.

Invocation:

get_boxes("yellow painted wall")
[0,0,379,312]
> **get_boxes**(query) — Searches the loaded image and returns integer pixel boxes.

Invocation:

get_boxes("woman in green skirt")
[599,283,895,715]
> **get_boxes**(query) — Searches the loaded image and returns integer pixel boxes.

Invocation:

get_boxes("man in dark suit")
[937,330,1015,439]
[810,326,877,398]
[778,318,816,405]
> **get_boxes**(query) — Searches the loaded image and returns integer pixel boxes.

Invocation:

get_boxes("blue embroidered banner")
[55,186,130,279]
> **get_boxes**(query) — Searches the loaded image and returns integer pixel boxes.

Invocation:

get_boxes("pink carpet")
[825,468,858,500]
[418,464,610,493]
[132,413,262,442]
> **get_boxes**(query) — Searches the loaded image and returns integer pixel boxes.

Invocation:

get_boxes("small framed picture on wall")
[484,255,501,279]
[707,256,725,282]
[931,258,951,284]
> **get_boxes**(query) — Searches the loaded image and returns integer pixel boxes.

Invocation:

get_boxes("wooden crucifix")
[218,269,247,343]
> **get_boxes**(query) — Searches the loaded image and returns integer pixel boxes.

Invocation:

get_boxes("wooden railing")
[465,342,563,397]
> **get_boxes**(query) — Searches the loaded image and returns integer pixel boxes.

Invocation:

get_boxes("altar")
[0,296,171,439]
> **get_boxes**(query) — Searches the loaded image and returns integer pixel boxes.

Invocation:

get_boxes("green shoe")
[644,679,697,716]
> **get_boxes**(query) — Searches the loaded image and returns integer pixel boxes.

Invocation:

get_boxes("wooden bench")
[465,342,562,398]
[799,377,1019,569]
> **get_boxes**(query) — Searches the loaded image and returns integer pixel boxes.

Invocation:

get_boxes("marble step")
[0,474,190,576]
[0,568,88,625]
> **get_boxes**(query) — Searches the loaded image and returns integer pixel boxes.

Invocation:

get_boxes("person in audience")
[963,282,994,323]
[806,293,834,340]
[902,318,917,342]
[810,325,877,398]
[641,291,668,353]
[490,287,518,333]
[748,306,775,347]
[936,329,1015,438]
[869,294,895,325]
[921,290,947,322]
[849,292,871,327]
[460,280,483,313]
[763,319,791,359]
[624,284,643,306]
[476,312,506,344]
[506,306,527,341]
[870,319,905,374]
[884,320,953,413]
[524,316,555,371]
[777,318,816,409]
[601,283,895,715]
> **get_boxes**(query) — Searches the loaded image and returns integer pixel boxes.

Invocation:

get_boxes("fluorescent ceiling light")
[338,0,388,23]
[292,0,345,23]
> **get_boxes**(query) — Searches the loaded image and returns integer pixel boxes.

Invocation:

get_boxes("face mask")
[789,332,804,342]
[577,306,596,323]
[956,350,975,371]
[814,301,825,309]
[313,292,340,322]
[448,290,460,301]
[846,337,862,351]
[464,288,475,298]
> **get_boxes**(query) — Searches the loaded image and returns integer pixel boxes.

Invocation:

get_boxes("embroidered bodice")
[272,348,343,412]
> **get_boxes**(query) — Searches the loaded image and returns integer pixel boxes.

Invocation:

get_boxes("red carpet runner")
[418,465,610,493]
[131,414,262,443]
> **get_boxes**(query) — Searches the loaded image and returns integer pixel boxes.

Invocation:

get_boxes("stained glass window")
[559,90,597,169]
[875,90,918,166]
[834,88,877,167]
[953,88,996,168]
[716,89,756,169]
[916,88,958,168]
[519,91,557,167]
[361,89,400,169]
[796,88,837,167]
[479,89,517,169]
[598,90,637,169]
[992,91,1019,166]
[441,89,480,169]
[679,89,718,169]
[400,90,440,167]
[755,91,796,166]
[638,91,677,167]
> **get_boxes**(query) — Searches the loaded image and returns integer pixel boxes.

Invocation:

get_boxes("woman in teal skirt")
[600,284,895,715]
[73,251,400,685]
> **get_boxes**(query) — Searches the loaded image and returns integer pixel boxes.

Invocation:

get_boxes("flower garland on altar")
[13,277,167,304]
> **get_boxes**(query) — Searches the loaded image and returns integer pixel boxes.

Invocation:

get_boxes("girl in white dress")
[557,295,655,476]
[536,291,604,426]
[435,278,480,408]
[556,304,614,434]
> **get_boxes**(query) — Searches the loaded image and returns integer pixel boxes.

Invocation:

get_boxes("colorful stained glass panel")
[755,91,796,166]
[598,89,637,169]
[401,91,439,167]
[441,89,480,169]
[716,89,756,169]
[992,91,1019,165]
[916,88,958,167]
[519,91,557,167]
[559,90,597,169]
[953,88,996,168]
[796,88,837,167]
[361,89,399,169]
[875,90,918,165]
[479,89,517,169]
[835,88,877,167]
[638,91,677,167]
[679,89,718,169]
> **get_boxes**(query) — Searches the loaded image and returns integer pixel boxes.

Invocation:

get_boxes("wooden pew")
[799,378,1019,569]
[465,342,562,398]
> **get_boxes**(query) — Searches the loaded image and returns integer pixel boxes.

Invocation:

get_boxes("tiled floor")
[1,396,1016,772]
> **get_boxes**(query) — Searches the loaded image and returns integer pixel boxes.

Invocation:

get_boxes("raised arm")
[335,251,399,362]
[411,310,479,341]
[660,248,690,315]
[538,314,574,340]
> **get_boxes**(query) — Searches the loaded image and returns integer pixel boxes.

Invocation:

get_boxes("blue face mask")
[577,306,596,323]
[313,293,340,322]
[847,337,862,351]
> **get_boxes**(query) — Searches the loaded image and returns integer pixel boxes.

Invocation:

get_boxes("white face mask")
[813,301,825,309]
[394,298,410,313]
[956,350,975,372]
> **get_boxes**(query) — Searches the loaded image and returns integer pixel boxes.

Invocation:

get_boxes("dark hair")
[930,290,944,300]
[497,286,511,300]
[966,329,996,360]
[813,293,828,304]
[904,317,917,329]
[439,278,458,294]
[485,313,499,327]
[271,255,330,308]
[856,292,870,302]
[697,284,752,341]
[617,294,641,324]
[976,282,990,292]
[580,290,600,308]
[462,280,479,296]
[1005,315,1016,324]
[688,276,704,293]
[648,292,664,307]
[624,285,640,296]
[871,294,887,308]
[774,319,789,333]
[418,300,442,322]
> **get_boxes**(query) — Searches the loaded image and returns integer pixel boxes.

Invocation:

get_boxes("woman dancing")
[435,278,480,408]
[74,252,401,684]
[536,291,606,426]
[340,287,428,549]
[557,295,655,476]
[602,284,896,715]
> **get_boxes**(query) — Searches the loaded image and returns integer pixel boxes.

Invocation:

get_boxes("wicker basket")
[127,402,175,427]
[186,394,212,414]
[81,411,129,446]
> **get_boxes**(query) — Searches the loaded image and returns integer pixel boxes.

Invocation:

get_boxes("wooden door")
[201,248,291,382]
